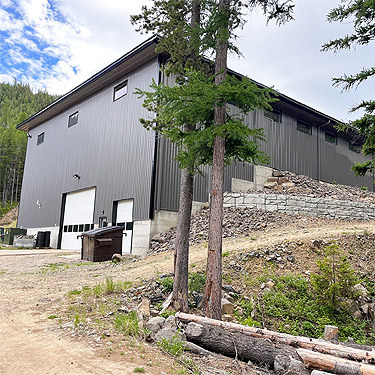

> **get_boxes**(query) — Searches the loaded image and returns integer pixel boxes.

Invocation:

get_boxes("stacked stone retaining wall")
[223,193,375,221]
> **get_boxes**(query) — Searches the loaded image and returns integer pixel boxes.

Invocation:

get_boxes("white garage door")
[116,199,133,254]
[61,188,96,250]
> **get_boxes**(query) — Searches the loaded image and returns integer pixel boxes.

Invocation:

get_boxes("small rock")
[138,297,151,317]
[164,315,177,329]
[273,170,285,177]
[312,239,325,249]
[111,253,123,262]
[222,314,234,322]
[286,255,295,263]
[265,281,275,290]
[151,234,161,242]
[146,317,166,334]
[155,327,185,342]
[354,283,368,296]
[221,298,234,315]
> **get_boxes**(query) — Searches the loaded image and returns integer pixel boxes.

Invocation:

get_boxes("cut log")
[185,321,298,365]
[297,348,375,375]
[176,312,375,364]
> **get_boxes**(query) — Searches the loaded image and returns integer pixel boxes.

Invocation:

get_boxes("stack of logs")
[176,313,375,375]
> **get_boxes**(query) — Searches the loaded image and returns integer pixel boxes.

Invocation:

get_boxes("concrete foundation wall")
[223,192,375,221]
[232,166,273,192]
[26,227,60,248]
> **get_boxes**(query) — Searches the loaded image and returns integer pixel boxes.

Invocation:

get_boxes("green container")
[3,228,27,245]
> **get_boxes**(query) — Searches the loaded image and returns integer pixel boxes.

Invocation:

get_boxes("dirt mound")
[0,206,18,226]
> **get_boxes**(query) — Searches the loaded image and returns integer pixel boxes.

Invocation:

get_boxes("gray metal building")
[16,35,371,254]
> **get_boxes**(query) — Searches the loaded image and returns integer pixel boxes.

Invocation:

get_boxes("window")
[297,119,312,135]
[68,111,78,128]
[37,132,44,145]
[264,108,282,123]
[113,81,128,101]
[349,143,361,153]
[325,131,337,145]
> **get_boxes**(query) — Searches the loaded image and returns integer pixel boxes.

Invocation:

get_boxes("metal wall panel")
[18,58,160,228]
[319,131,373,189]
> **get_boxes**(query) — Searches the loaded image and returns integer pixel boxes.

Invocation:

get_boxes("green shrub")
[311,244,359,310]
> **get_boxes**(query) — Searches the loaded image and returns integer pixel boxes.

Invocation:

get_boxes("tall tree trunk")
[204,0,230,320]
[171,0,201,312]
[172,162,194,311]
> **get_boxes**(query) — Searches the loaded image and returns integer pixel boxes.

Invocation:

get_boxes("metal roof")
[17,34,342,132]
[17,35,160,131]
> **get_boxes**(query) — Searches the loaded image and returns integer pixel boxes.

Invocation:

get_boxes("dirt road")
[1,219,375,374]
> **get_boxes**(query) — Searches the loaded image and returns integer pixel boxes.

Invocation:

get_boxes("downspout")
[148,54,164,220]
[317,120,331,181]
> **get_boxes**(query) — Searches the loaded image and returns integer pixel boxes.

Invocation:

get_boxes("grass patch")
[133,368,145,373]
[47,314,58,319]
[113,311,140,337]
[245,274,375,344]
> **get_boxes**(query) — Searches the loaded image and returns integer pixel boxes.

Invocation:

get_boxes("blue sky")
[0,0,373,122]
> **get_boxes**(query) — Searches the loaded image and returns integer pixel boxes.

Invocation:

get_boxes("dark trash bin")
[79,226,123,262]
[36,231,51,248]
[3,228,27,245]
[0,227,4,241]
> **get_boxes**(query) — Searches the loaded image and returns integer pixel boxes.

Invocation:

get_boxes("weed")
[0,270,6,275]
[188,272,206,293]
[113,311,140,337]
[159,309,175,319]
[134,368,145,373]
[47,314,58,319]
[160,277,174,293]
[158,334,186,357]
[40,262,69,273]
[68,289,82,296]
[222,251,229,257]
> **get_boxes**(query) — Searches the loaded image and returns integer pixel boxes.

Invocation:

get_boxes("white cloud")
[0,0,372,121]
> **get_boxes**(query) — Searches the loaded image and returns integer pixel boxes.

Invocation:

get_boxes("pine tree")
[322,1,375,177]
[134,0,294,318]
[0,81,57,212]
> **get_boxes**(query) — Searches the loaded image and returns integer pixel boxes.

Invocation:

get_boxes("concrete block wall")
[223,192,375,221]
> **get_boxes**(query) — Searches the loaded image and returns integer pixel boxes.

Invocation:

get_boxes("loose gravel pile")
[149,205,340,254]
[261,170,375,203]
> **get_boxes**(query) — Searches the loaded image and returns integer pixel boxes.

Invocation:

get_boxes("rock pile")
[149,205,310,254]
[262,170,375,203]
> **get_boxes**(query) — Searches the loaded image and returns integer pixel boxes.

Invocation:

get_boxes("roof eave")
[17,35,160,132]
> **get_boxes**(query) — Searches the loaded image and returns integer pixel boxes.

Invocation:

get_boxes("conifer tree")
[134,0,294,318]
[323,1,375,177]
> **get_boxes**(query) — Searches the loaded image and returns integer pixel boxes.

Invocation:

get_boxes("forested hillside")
[0,81,58,216]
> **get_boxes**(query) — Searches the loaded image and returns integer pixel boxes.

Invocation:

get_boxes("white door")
[61,188,96,250]
[116,199,133,254]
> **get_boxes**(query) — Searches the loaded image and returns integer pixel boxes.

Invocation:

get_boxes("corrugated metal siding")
[319,132,373,189]
[155,137,212,211]
[18,58,160,228]
[251,109,318,179]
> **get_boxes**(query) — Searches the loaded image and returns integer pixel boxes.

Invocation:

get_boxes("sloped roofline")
[17,34,160,131]
[17,34,342,132]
